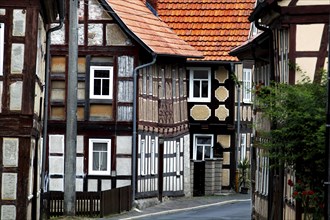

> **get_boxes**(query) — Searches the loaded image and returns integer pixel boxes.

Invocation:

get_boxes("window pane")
[94,70,109,78]
[197,137,211,145]
[94,143,107,151]
[194,70,208,79]
[93,152,99,170]
[100,152,107,171]
[205,146,211,159]
[201,81,208,97]
[197,146,203,160]
[94,79,101,95]
[193,81,200,97]
[102,79,109,95]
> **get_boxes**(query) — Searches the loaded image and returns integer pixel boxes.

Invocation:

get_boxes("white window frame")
[188,67,211,102]
[243,68,252,103]
[193,134,214,161]
[88,139,111,175]
[89,66,113,99]
[0,23,4,76]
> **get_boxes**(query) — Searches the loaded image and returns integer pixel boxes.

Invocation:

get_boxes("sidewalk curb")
[119,199,251,220]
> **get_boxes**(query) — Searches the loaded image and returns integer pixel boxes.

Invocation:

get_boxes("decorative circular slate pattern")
[215,86,229,102]
[190,105,211,120]
[215,105,229,121]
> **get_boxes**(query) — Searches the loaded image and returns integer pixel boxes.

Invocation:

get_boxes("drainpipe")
[132,53,157,204]
[234,63,241,192]
[254,19,278,220]
[41,0,64,214]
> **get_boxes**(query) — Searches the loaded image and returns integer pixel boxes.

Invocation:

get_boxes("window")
[188,68,211,102]
[88,139,111,175]
[243,68,252,103]
[90,66,113,99]
[193,134,213,160]
[0,23,4,76]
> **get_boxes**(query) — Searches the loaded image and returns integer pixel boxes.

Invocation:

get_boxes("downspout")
[254,19,278,220]
[234,63,241,192]
[132,53,157,204]
[41,0,64,197]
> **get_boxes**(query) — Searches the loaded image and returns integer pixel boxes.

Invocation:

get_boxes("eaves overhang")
[101,0,204,59]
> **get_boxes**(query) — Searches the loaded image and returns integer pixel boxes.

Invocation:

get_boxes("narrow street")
[140,200,251,220]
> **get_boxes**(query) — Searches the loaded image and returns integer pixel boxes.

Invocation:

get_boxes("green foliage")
[255,76,326,191]
[238,158,250,188]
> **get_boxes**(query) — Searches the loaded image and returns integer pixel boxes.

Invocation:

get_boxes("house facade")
[0,0,61,219]
[46,0,202,206]
[230,0,330,219]
[156,0,255,193]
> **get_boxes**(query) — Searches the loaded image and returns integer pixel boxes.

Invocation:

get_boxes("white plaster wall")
[183,134,191,196]
[296,24,324,51]
[297,0,329,5]
[116,158,131,176]
[13,9,26,36]
[295,57,317,83]
[278,0,329,6]
[9,81,22,110]
[88,179,98,192]
[11,44,24,73]
[102,180,111,191]
[1,205,16,220]
[116,136,132,154]
[76,179,83,192]
[77,135,84,154]
[3,138,19,167]
[2,173,17,200]
[49,135,64,153]
[49,178,63,191]
[49,156,64,174]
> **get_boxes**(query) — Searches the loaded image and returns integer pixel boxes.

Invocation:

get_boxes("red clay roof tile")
[105,0,203,58]
[157,0,255,61]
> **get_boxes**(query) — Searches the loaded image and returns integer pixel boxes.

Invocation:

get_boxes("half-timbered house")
[156,0,255,194]
[0,0,62,219]
[46,0,202,207]
[230,0,330,219]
